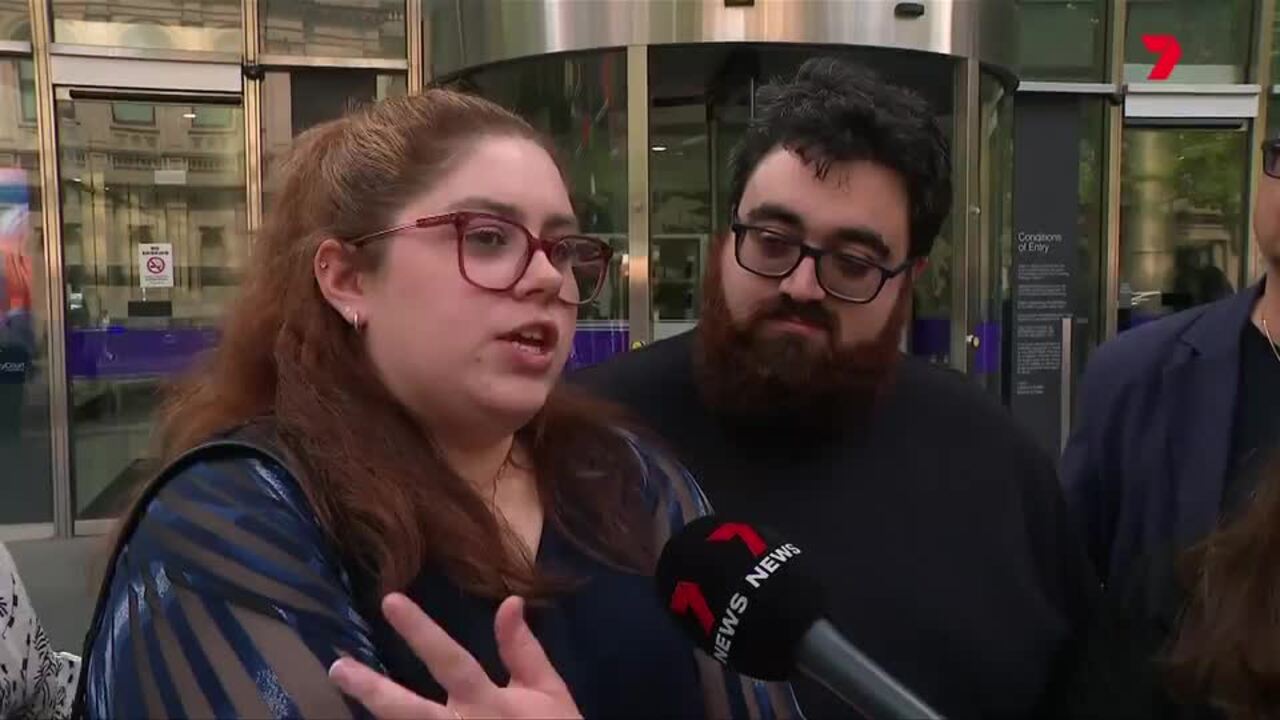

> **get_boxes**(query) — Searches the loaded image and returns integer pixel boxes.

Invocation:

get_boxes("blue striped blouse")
[82,434,801,719]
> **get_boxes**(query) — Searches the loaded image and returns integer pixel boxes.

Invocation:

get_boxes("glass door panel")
[0,58,52,528]
[260,68,407,212]
[651,101,711,341]
[1118,125,1248,331]
[58,95,246,520]
[1124,0,1255,84]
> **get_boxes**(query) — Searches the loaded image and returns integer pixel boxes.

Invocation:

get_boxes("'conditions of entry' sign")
[139,243,174,289]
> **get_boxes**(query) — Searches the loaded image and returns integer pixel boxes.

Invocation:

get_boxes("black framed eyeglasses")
[731,222,913,304]
[348,211,613,306]
[1263,139,1280,179]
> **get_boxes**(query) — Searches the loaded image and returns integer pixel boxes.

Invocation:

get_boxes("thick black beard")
[693,252,910,442]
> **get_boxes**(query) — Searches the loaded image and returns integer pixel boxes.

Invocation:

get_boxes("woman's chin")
[474,377,557,428]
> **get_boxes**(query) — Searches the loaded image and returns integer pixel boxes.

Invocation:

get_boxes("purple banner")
[67,324,633,379]
[67,327,220,379]
[972,320,1002,376]
[566,323,629,371]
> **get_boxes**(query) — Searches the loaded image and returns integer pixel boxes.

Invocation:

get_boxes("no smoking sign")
[139,243,174,288]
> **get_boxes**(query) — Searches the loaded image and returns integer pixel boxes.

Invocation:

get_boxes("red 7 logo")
[670,581,715,635]
[1142,35,1182,81]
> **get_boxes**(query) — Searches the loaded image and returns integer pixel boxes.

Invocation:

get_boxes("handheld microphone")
[656,515,944,720]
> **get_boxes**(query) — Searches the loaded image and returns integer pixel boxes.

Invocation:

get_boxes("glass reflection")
[1271,95,1280,145]
[1124,0,1255,83]
[1076,101,1106,373]
[261,69,406,211]
[982,72,1014,399]
[1273,4,1280,85]
[1271,7,1280,140]
[59,98,247,519]
[1119,127,1247,330]
[260,0,406,60]
[1016,0,1108,82]
[0,59,52,526]
[650,101,710,341]
[0,0,28,41]
[51,0,240,52]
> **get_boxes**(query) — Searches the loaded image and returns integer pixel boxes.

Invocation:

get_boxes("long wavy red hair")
[120,89,654,598]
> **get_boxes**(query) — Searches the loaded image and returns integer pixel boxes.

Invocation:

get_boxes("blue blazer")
[1062,283,1264,585]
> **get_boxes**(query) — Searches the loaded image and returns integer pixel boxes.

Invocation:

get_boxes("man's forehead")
[738,150,910,243]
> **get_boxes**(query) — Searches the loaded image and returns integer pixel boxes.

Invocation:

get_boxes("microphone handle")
[796,619,945,720]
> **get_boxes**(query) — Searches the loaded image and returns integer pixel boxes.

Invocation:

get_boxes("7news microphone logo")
[668,522,802,664]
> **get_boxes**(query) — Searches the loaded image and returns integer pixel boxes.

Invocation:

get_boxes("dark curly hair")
[727,56,953,258]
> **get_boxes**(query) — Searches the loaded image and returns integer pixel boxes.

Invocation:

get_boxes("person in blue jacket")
[1061,137,1280,717]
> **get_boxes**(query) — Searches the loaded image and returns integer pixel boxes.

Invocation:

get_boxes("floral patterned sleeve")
[0,542,80,720]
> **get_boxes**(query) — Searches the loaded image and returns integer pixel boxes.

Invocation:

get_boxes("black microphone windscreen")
[655,515,825,681]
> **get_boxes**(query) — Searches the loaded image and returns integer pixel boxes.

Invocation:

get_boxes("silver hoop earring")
[342,306,360,330]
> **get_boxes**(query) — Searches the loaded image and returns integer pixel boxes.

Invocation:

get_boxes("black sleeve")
[1022,440,1180,720]
[567,358,632,404]
[1049,592,1182,719]
[1016,440,1113,719]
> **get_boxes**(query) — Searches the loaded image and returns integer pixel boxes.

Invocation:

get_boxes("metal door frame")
[60,86,247,536]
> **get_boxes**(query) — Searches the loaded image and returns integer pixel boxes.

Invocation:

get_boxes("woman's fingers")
[494,596,562,691]
[382,593,492,699]
[329,657,453,720]
[355,594,581,720]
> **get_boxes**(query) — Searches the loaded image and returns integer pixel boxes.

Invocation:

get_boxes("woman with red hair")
[75,89,797,719]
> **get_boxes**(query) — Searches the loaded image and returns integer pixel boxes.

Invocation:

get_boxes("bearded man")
[573,57,1099,720]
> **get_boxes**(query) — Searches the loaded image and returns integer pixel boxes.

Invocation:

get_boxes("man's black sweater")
[573,331,1099,719]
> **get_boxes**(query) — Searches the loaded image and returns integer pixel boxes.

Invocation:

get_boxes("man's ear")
[314,238,368,327]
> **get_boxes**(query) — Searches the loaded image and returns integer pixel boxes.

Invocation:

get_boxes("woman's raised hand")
[330,593,582,720]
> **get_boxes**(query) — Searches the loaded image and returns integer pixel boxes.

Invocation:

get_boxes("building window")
[199,225,224,250]
[128,224,155,246]
[1124,0,1255,83]
[191,106,235,129]
[1118,127,1248,330]
[260,0,407,60]
[50,0,241,53]
[18,61,36,123]
[112,102,156,127]
[1016,0,1109,82]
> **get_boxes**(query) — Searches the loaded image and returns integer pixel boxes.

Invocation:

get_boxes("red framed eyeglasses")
[348,211,613,305]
